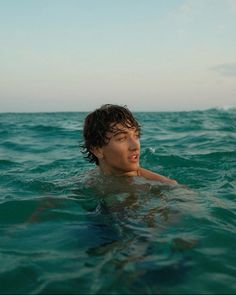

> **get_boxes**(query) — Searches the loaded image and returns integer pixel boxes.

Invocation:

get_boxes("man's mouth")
[128,154,139,162]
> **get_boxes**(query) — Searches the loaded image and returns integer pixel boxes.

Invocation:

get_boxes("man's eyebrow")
[113,130,128,136]
[112,128,140,136]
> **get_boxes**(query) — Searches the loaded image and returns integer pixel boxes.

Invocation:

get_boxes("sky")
[0,0,236,112]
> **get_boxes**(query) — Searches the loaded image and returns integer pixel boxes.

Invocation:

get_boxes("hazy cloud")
[211,62,236,76]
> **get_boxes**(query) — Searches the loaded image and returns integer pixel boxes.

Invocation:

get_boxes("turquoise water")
[0,109,236,294]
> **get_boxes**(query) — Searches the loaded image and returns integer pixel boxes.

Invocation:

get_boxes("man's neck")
[98,166,139,177]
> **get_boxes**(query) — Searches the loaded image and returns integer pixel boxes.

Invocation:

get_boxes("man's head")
[82,104,141,175]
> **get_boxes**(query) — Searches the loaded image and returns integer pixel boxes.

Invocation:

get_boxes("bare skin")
[137,167,177,184]
[91,124,177,184]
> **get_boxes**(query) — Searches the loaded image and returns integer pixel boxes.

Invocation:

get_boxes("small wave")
[186,106,236,112]
[0,159,21,167]
[29,124,69,134]
[215,105,236,111]
[30,158,81,172]
[0,130,9,137]
[1,140,55,153]
[1,141,28,151]
[195,150,236,162]
[142,149,197,168]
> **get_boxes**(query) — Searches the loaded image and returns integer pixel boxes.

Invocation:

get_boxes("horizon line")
[1,105,236,114]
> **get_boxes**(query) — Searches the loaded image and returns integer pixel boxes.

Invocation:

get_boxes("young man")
[82,104,177,184]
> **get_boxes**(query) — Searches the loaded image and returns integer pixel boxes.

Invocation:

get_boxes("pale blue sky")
[1,0,236,112]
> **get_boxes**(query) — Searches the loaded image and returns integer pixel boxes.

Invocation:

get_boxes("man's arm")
[138,167,177,184]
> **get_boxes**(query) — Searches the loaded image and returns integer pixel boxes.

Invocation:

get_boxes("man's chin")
[123,163,140,175]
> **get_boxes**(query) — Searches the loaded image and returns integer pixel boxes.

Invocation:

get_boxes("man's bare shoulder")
[138,167,177,184]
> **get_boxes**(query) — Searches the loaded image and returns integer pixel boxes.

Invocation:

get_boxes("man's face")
[95,124,140,176]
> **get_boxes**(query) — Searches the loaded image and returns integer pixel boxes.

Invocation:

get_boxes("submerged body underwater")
[0,108,236,294]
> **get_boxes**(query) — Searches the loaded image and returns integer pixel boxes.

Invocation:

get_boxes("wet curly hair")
[81,104,141,165]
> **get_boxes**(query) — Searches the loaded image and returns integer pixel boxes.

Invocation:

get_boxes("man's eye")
[117,136,126,141]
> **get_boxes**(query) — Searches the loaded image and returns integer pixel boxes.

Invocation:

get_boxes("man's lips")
[128,154,139,162]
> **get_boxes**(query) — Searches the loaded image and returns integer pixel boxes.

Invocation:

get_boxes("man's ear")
[90,146,103,159]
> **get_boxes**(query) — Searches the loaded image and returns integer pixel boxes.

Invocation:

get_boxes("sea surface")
[0,108,236,294]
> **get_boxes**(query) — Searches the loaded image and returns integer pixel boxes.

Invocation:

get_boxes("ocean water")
[0,108,236,294]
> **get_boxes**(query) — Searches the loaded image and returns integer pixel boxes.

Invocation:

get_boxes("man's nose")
[128,136,140,150]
